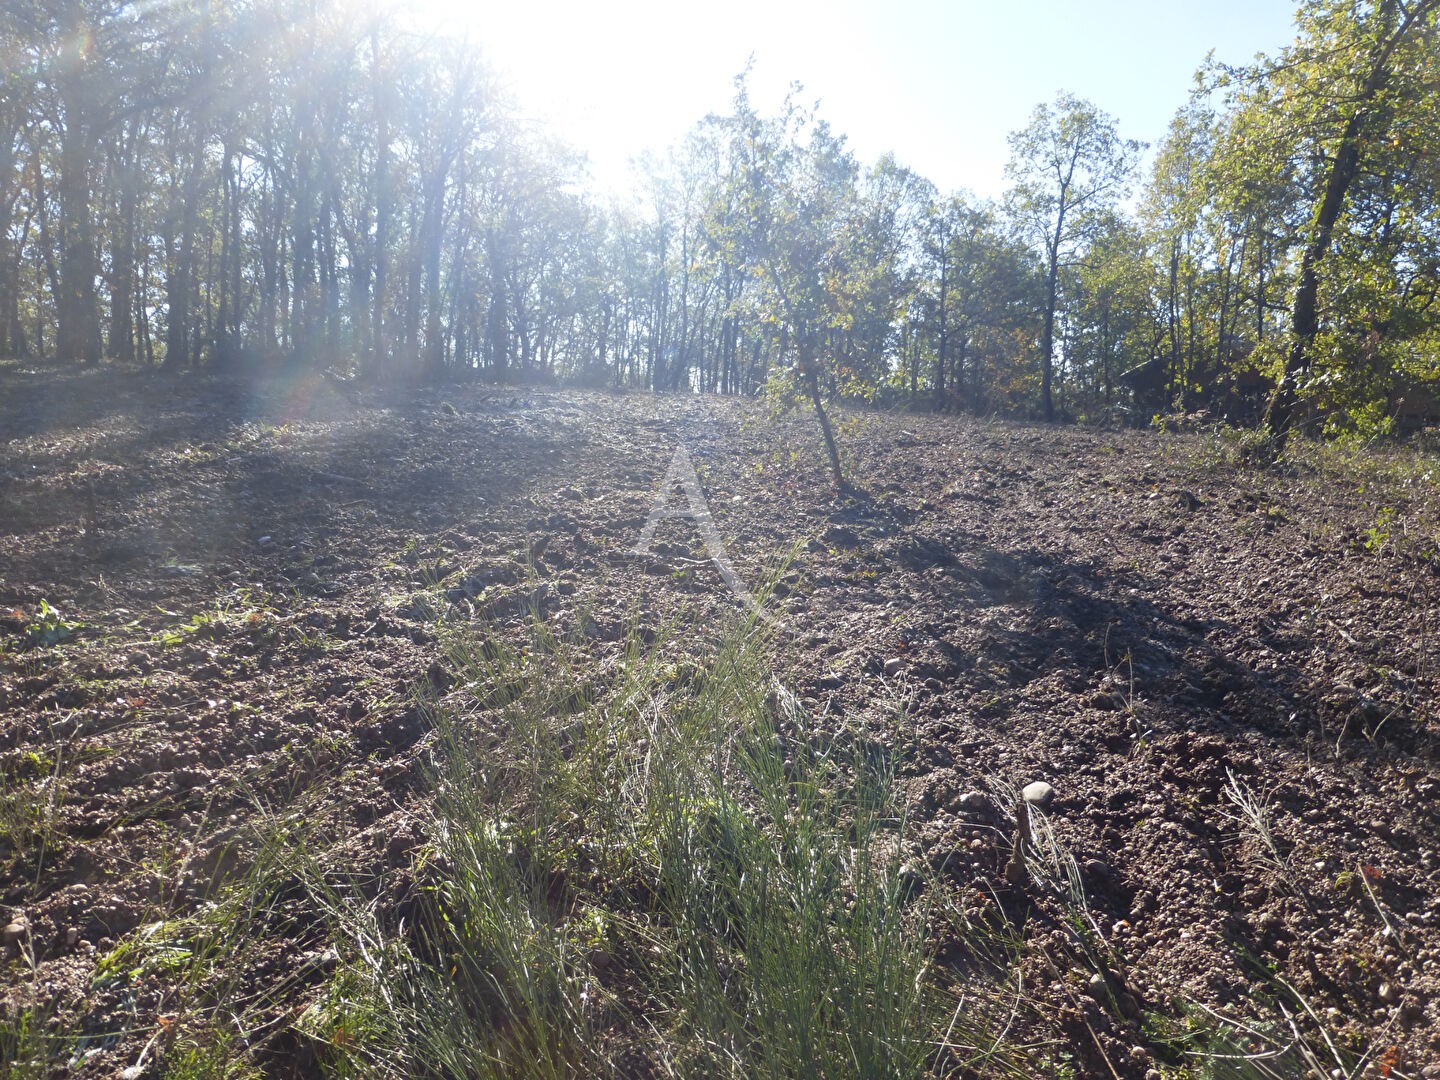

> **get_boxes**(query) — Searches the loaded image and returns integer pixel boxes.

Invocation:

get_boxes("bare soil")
[2,365,1439,1077]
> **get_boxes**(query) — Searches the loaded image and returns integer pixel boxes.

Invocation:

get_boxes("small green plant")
[93,921,198,987]
[116,808,352,1077]
[14,600,85,649]
[0,1001,76,1079]
[1361,506,1398,553]
[156,1024,265,1080]
[1150,976,1370,1079]
[0,742,69,877]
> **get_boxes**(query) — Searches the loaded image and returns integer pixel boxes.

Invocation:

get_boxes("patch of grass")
[0,1001,77,1079]
[1288,426,1440,490]
[1148,977,1371,1079]
[76,802,356,1077]
[298,600,1017,1078]
[0,729,72,880]
[1183,424,1273,473]
[154,1021,265,1080]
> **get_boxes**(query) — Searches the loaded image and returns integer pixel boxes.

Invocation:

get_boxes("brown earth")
[1,364,1438,1078]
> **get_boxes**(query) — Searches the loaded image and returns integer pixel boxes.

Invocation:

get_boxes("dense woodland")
[2,0,1439,445]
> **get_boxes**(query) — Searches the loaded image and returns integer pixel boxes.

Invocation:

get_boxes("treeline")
[2,0,1438,442]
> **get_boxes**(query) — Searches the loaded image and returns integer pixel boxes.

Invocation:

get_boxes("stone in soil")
[1022,780,1054,808]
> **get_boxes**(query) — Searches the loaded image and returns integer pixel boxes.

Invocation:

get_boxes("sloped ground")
[1,364,1438,1077]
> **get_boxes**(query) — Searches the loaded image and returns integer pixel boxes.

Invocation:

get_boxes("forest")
[3,0,1438,445]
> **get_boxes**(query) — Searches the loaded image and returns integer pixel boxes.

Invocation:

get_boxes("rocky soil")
[2,364,1438,1077]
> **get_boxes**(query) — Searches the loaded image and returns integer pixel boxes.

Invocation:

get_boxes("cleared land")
[2,365,1438,1078]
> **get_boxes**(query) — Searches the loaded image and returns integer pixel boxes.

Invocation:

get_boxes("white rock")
[1022,781,1054,808]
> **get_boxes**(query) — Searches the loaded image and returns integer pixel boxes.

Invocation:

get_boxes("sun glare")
[392,0,848,197]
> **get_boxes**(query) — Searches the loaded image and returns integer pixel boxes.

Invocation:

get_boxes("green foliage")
[0,744,67,873]
[1206,0,1440,441]
[0,1002,74,1080]
[3,0,1440,429]
[93,922,197,986]
[1145,981,1367,1079]
[287,603,1018,1079]
[158,1027,265,1080]
[1362,506,1399,553]
[919,193,1043,413]
[1062,214,1156,415]
[10,599,85,650]
[1006,91,1143,420]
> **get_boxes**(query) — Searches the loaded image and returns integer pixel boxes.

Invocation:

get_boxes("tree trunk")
[165,139,205,369]
[421,182,445,382]
[291,150,317,362]
[485,230,507,378]
[0,123,16,358]
[935,237,948,408]
[108,127,139,364]
[1040,235,1060,422]
[800,338,847,491]
[54,7,102,365]
[371,157,390,380]
[57,114,101,363]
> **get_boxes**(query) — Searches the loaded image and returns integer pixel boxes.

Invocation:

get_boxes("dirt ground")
[2,364,1438,1078]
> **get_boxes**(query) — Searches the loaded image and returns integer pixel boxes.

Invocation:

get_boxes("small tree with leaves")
[723,82,871,491]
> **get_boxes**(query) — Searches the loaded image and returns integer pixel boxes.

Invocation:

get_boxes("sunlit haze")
[405,0,1299,201]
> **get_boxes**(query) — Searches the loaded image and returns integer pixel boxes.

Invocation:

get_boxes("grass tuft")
[298,597,1009,1077]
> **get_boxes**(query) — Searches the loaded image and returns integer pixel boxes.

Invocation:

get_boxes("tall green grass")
[310,602,991,1078]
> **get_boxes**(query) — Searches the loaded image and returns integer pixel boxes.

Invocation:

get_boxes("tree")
[1213,0,1440,449]
[1005,92,1141,420]
[1141,104,1213,409]
[919,193,1039,412]
[840,155,928,395]
[33,1,135,363]
[0,9,34,357]
[1062,214,1156,416]
[729,83,864,490]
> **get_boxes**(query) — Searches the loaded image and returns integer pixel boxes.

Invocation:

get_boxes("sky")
[404,0,1301,203]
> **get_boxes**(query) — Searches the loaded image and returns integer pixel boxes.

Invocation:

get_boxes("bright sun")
[391,0,846,197]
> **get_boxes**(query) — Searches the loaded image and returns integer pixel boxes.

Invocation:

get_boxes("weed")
[293,601,1016,1078]
[991,777,1118,982]
[1185,424,1273,473]
[94,921,198,986]
[5,599,86,651]
[1220,771,1289,880]
[0,721,73,882]
[156,1024,265,1079]
[1361,506,1399,554]
[0,1000,76,1079]
[1102,625,1150,749]
[150,590,277,649]
[1149,976,1372,1079]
